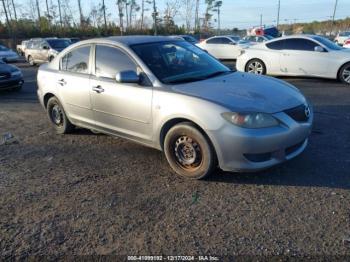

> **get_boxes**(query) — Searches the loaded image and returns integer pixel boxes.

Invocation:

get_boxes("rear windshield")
[47,39,71,49]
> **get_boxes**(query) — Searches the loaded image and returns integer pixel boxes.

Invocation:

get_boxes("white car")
[334,31,350,45]
[196,35,248,60]
[236,35,350,84]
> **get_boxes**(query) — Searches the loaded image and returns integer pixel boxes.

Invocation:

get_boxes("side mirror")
[43,45,50,50]
[314,46,325,52]
[115,70,139,84]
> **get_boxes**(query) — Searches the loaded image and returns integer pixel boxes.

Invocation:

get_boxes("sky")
[13,0,350,29]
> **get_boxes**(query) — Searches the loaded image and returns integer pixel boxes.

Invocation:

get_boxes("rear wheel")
[338,62,350,85]
[245,59,266,75]
[164,122,217,180]
[47,97,74,134]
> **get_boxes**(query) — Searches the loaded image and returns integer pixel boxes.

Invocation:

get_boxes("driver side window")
[95,45,137,79]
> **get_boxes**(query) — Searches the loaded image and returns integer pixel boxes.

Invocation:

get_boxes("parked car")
[236,34,350,84]
[37,36,313,179]
[17,40,31,56]
[69,38,80,44]
[343,39,350,49]
[170,35,199,44]
[25,38,72,66]
[243,35,274,44]
[0,60,23,91]
[0,44,20,62]
[334,31,350,45]
[196,35,249,59]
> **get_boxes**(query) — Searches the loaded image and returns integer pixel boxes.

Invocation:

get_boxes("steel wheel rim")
[51,104,63,126]
[29,57,34,65]
[248,61,263,74]
[342,67,350,83]
[174,136,202,170]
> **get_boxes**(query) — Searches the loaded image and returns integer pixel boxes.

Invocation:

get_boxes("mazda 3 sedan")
[37,36,313,179]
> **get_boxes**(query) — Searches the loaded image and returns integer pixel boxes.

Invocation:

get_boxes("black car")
[0,61,23,91]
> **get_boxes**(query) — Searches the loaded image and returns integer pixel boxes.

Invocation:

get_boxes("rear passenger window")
[207,38,222,44]
[61,46,90,74]
[266,40,284,50]
[95,45,136,79]
[284,39,318,51]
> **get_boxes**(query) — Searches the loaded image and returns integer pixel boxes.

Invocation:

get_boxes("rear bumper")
[206,108,313,172]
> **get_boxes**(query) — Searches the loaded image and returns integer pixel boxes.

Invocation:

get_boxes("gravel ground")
[0,61,350,258]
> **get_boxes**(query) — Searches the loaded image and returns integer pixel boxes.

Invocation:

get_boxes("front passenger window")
[61,46,91,74]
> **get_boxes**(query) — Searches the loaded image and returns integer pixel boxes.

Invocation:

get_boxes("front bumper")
[207,109,313,172]
[2,56,20,63]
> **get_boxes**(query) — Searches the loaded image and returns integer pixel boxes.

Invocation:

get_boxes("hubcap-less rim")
[174,136,202,170]
[51,104,63,126]
[248,61,263,74]
[342,68,350,83]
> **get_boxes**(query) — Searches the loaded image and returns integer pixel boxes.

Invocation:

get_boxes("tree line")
[0,0,224,43]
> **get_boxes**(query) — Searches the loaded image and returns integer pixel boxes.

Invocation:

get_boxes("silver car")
[26,38,71,65]
[37,36,313,179]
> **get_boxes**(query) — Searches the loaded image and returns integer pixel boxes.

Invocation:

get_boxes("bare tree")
[194,0,199,31]
[35,0,41,20]
[141,0,152,30]
[57,0,63,27]
[212,1,222,34]
[128,0,140,28]
[117,0,125,35]
[10,0,17,21]
[102,0,107,30]
[45,0,51,22]
[182,0,195,33]
[77,0,84,25]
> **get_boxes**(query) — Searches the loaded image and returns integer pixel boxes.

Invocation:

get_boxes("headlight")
[221,112,279,128]
[11,70,22,77]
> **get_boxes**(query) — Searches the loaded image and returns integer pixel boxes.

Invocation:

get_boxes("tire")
[47,97,74,134]
[338,62,350,85]
[28,56,35,66]
[164,122,217,180]
[245,59,266,75]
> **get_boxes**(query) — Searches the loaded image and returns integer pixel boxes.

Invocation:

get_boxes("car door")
[90,44,153,142]
[279,38,329,76]
[220,37,241,59]
[204,38,224,58]
[38,41,50,62]
[58,45,94,126]
[264,40,285,74]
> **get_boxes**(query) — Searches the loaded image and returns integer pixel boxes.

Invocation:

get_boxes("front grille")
[284,104,310,122]
[0,73,10,80]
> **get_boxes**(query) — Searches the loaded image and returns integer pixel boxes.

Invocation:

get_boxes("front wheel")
[164,122,217,180]
[338,62,350,85]
[47,97,74,134]
[245,59,266,75]
[28,56,35,66]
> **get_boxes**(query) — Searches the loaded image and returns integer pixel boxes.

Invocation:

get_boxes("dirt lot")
[0,61,350,258]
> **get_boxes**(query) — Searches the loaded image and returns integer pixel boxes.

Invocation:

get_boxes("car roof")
[107,35,181,45]
[264,34,320,44]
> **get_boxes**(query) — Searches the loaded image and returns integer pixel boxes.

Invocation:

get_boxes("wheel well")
[245,58,266,72]
[43,93,55,108]
[159,118,212,151]
[337,61,350,80]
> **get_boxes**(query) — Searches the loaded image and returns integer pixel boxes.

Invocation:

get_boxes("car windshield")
[312,36,342,51]
[265,35,274,40]
[131,41,232,84]
[0,45,9,51]
[47,39,71,49]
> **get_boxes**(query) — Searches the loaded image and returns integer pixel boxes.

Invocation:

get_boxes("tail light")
[345,39,350,45]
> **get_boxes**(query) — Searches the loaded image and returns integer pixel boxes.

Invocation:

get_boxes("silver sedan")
[37,36,313,179]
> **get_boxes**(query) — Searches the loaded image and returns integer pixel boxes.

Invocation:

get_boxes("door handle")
[57,79,66,86]
[92,85,104,93]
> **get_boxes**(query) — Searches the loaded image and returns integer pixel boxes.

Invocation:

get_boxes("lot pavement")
[0,61,350,258]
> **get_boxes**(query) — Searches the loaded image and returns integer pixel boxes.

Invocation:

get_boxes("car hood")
[171,72,307,114]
